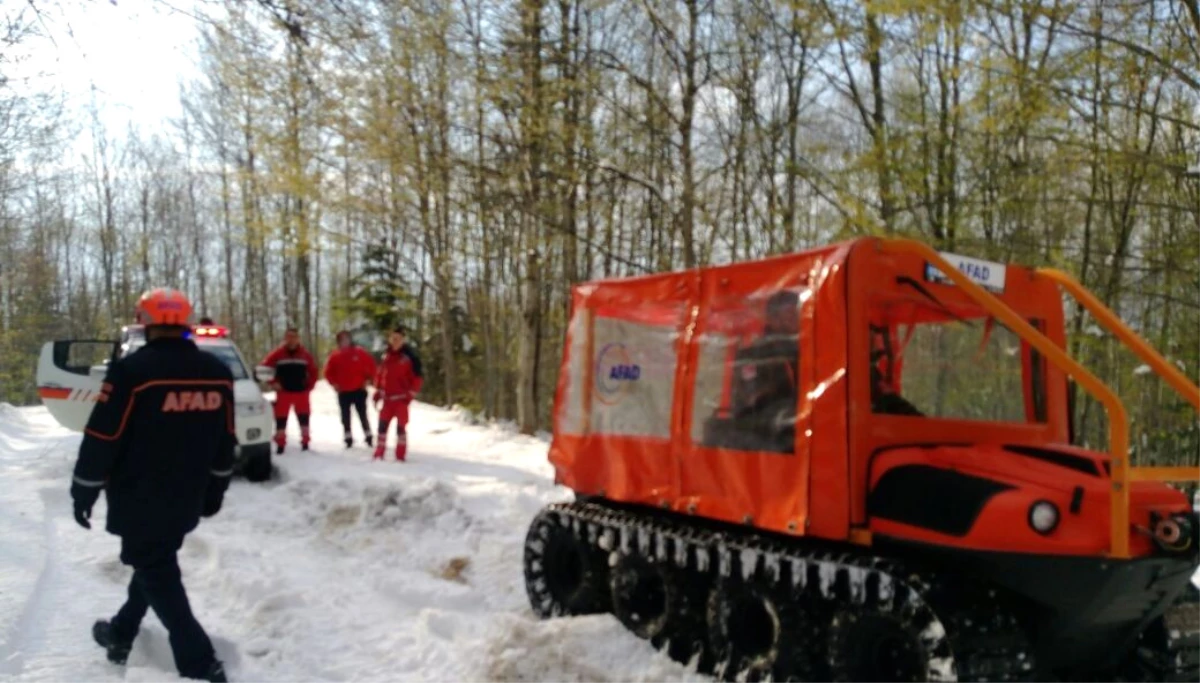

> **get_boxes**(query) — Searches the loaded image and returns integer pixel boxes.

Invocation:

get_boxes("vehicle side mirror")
[89,363,108,381]
[254,365,275,383]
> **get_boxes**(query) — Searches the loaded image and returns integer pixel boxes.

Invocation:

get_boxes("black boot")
[344,433,353,448]
[183,659,228,682]
[203,660,228,683]
[364,434,373,447]
[92,620,133,665]
[275,443,284,455]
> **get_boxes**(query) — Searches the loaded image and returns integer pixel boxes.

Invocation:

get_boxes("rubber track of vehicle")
[1156,591,1200,682]
[541,500,1036,682]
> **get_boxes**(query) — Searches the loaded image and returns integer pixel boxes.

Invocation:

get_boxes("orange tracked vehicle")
[522,237,1199,681]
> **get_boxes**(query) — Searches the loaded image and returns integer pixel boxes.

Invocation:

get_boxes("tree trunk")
[518,247,541,434]
[865,6,894,232]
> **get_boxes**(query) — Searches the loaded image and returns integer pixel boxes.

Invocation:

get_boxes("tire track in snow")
[0,489,63,677]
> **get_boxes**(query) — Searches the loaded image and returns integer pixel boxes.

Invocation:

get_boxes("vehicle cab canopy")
[550,237,1071,540]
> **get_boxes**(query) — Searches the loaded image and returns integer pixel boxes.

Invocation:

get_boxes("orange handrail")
[1128,466,1200,482]
[878,239,1134,558]
[1036,268,1200,411]
[1036,269,1198,530]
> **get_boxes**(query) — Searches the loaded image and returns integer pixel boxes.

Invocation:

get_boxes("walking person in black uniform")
[71,288,234,682]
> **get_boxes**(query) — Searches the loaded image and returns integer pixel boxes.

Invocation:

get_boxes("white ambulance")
[35,323,276,482]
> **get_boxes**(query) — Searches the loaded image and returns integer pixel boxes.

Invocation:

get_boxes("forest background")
[1,0,1197,464]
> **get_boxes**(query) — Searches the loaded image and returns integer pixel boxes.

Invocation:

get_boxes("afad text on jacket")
[71,337,236,541]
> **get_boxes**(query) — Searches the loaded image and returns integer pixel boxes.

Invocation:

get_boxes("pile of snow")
[0,384,700,682]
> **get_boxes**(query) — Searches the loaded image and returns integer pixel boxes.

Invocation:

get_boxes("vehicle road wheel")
[828,608,936,682]
[611,554,673,639]
[708,579,825,682]
[243,451,273,483]
[523,510,607,618]
[611,551,714,672]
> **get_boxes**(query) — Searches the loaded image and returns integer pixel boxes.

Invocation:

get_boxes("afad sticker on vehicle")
[593,342,641,405]
[924,251,1007,293]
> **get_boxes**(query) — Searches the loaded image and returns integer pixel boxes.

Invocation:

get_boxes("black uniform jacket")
[72,337,236,540]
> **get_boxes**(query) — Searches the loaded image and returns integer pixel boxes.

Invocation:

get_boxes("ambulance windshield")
[200,345,250,380]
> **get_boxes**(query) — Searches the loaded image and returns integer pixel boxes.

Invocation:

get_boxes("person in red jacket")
[261,327,319,453]
[373,325,423,461]
[324,330,378,448]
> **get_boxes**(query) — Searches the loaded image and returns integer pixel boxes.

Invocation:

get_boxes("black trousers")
[110,536,216,678]
[338,389,371,436]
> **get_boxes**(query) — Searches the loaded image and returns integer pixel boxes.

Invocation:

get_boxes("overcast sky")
[22,0,203,136]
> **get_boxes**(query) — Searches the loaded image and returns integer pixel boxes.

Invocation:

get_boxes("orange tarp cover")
[549,238,1071,541]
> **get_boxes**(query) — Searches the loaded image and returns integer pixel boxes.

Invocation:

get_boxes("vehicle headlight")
[1028,500,1060,535]
[237,401,267,417]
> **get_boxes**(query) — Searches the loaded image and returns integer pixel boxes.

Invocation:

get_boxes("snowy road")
[0,384,699,682]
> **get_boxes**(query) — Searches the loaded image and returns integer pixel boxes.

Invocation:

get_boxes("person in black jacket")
[71,288,234,683]
[260,327,319,453]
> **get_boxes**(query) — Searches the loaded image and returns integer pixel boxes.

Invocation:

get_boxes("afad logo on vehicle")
[593,342,641,405]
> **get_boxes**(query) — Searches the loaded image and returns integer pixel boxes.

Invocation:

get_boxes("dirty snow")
[0,383,702,682]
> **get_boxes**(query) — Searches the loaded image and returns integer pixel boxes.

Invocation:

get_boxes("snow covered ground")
[0,383,701,682]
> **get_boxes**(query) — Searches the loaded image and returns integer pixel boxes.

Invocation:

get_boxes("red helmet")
[135,288,193,326]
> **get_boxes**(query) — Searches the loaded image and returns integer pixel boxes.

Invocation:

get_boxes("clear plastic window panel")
[692,289,803,453]
[881,320,1028,422]
[587,313,683,438]
[558,309,589,435]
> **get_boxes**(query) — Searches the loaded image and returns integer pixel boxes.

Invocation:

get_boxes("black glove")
[203,478,229,518]
[71,482,101,530]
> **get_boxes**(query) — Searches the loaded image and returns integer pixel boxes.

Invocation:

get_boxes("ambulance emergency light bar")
[192,325,228,338]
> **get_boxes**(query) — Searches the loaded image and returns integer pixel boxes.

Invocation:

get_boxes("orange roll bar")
[1036,268,1200,411]
[1035,268,1199,551]
[1127,467,1200,482]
